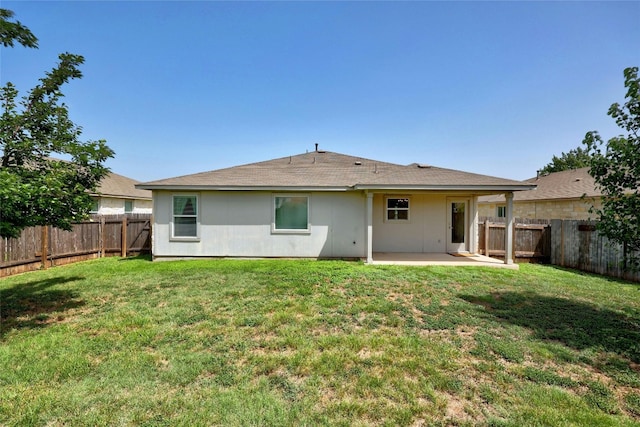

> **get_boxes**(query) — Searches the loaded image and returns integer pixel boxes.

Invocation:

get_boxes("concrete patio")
[371,252,519,269]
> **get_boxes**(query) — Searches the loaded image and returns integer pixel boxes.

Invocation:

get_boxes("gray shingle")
[138,150,532,190]
[96,172,152,199]
[478,167,600,203]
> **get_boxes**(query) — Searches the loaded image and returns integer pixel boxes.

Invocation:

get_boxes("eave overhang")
[478,195,603,204]
[92,192,152,200]
[136,183,537,193]
[135,185,353,192]
[352,184,538,192]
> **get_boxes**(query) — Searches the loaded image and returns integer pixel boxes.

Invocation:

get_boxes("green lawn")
[2,257,640,426]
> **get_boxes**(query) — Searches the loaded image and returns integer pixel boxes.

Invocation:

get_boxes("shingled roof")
[478,167,600,203]
[95,172,152,200]
[138,150,534,193]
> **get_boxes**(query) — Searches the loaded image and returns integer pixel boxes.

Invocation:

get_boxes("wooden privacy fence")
[4,215,639,283]
[479,217,639,282]
[478,217,551,263]
[551,219,640,282]
[0,214,151,278]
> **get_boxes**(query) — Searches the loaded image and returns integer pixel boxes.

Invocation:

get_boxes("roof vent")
[575,178,582,182]
[354,161,362,166]
[416,164,431,169]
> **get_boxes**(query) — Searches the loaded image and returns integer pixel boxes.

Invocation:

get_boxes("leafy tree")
[0,9,37,48]
[538,146,593,175]
[583,66,640,268]
[0,9,114,238]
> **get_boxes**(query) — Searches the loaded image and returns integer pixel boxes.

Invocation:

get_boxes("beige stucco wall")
[152,190,366,259]
[478,198,601,220]
[372,193,478,253]
[152,190,481,259]
[131,199,153,213]
[96,197,153,215]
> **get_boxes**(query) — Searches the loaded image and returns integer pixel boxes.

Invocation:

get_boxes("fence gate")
[478,217,551,263]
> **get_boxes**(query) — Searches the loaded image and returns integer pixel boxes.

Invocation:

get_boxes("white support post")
[504,192,514,265]
[366,192,373,263]
[471,196,479,254]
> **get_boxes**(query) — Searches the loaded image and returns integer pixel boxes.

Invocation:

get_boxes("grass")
[2,257,640,426]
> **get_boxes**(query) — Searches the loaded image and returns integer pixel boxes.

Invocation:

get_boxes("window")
[386,197,410,221]
[497,205,506,218]
[172,195,198,239]
[124,200,133,213]
[273,195,309,232]
[90,199,100,214]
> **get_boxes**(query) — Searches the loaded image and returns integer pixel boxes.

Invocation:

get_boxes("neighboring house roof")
[137,150,535,193]
[478,167,600,203]
[95,172,152,200]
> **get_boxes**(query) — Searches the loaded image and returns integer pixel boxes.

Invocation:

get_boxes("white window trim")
[171,193,200,241]
[497,205,506,218]
[384,195,411,223]
[124,199,134,214]
[90,198,100,214]
[271,194,311,234]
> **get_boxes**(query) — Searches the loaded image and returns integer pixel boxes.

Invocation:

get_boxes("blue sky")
[2,1,639,182]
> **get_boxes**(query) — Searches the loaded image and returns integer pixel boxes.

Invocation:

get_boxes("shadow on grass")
[460,291,640,363]
[0,276,84,338]
[118,254,152,262]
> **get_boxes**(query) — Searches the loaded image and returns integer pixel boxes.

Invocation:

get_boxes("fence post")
[513,221,517,261]
[100,216,106,257]
[560,220,565,266]
[41,225,49,270]
[484,220,490,256]
[121,216,128,257]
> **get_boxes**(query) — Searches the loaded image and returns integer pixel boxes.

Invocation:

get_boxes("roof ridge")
[264,150,405,166]
[138,150,535,190]
[139,150,406,185]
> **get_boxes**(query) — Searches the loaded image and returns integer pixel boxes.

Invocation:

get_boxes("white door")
[447,199,468,253]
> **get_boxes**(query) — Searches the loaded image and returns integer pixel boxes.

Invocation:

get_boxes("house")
[91,172,153,215]
[137,148,535,264]
[477,167,601,220]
